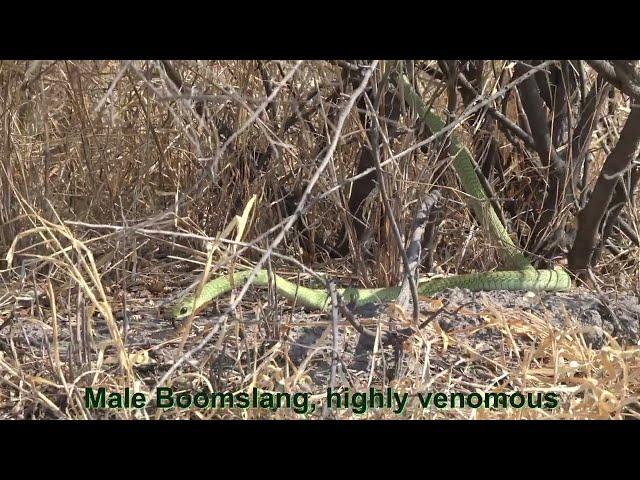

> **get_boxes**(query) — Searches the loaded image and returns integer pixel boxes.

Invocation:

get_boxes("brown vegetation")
[0,60,638,419]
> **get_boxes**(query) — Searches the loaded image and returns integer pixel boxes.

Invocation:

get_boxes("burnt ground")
[278,287,640,391]
[2,285,639,419]
[433,288,640,347]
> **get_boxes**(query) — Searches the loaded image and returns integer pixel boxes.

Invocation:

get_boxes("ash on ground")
[432,288,640,348]
[280,287,640,388]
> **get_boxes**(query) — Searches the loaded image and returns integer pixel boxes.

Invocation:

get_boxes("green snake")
[169,267,570,320]
[169,76,571,322]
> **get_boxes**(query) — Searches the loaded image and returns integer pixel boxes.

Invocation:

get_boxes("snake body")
[169,268,570,320]
[169,81,572,322]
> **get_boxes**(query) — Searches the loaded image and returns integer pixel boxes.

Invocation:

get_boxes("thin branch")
[396,190,441,307]
[587,60,640,99]
[456,70,537,150]
[365,91,420,324]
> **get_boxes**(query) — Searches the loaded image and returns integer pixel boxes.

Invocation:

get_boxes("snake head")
[167,298,196,323]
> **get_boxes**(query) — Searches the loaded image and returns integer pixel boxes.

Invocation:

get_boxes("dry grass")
[0,60,638,419]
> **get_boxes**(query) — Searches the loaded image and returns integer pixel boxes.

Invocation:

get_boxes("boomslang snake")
[169,78,571,322]
[169,267,570,321]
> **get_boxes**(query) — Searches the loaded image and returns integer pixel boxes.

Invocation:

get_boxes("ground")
[2,282,638,419]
